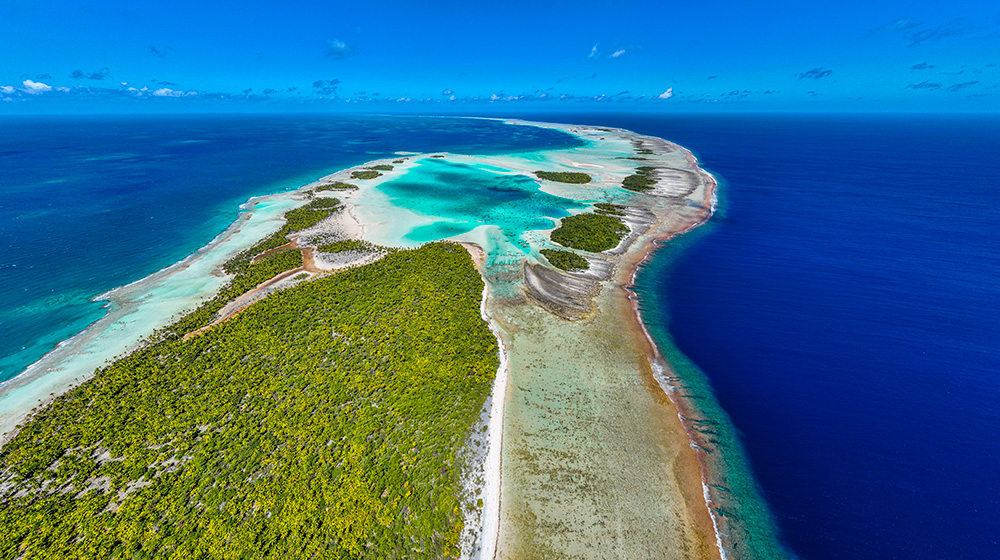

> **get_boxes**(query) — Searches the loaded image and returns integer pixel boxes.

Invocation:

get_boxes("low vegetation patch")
[314,182,358,192]
[622,175,656,192]
[622,166,661,192]
[351,170,382,180]
[0,243,497,559]
[368,164,394,171]
[222,198,341,275]
[317,239,377,253]
[534,171,592,184]
[540,249,589,272]
[594,203,626,216]
[551,212,629,253]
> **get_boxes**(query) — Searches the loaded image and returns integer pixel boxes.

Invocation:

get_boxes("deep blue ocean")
[539,113,999,559]
[2,113,998,558]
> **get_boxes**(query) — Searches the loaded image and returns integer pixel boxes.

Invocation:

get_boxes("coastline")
[0,117,762,559]
[0,193,305,448]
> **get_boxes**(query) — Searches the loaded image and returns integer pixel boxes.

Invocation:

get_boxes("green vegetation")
[534,171,591,184]
[622,175,656,192]
[621,166,660,192]
[317,239,377,253]
[164,197,347,337]
[540,249,589,272]
[0,243,497,559]
[392,159,405,164]
[594,203,626,216]
[351,170,382,180]
[315,182,358,192]
[550,213,629,253]
[631,140,655,155]
[166,248,303,338]
[284,197,341,231]
[368,164,394,171]
[222,198,341,275]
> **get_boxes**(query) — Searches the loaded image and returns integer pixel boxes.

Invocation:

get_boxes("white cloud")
[0,86,14,94]
[442,88,453,95]
[152,88,183,97]
[490,93,500,101]
[120,81,128,86]
[152,88,181,97]
[449,95,456,101]
[657,87,674,99]
[22,80,51,93]
[55,86,70,92]
[588,44,599,58]
[611,49,626,58]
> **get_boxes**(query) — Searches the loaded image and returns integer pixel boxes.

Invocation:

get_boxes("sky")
[1,0,998,114]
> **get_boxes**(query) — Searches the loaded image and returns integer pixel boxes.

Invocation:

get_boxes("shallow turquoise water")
[376,158,584,251]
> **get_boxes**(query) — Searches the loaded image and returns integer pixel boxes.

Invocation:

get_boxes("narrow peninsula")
[0,119,777,559]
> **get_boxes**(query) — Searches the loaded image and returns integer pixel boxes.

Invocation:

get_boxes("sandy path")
[184,242,323,340]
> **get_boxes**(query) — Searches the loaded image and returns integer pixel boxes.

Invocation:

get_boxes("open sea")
[545,113,999,559]
[2,113,998,558]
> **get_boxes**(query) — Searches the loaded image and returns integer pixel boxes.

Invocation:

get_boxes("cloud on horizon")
[71,68,109,80]
[312,79,341,96]
[799,67,832,80]
[948,81,979,91]
[22,79,51,93]
[657,88,673,99]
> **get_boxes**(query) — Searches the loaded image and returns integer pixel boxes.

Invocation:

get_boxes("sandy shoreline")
[1,117,732,559]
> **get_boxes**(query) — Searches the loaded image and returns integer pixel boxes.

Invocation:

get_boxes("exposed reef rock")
[608,207,657,256]
[523,262,599,320]
[649,168,700,198]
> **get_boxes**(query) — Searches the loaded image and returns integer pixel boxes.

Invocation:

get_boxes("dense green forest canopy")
[317,240,378,254]
[314,182,358,192]
[550,213,629,253]
[351,170,382,180]
[539,249,589,272]
[0,243,498,559]
[533,171,591,184]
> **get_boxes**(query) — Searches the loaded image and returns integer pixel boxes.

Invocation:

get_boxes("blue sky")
[1,0,998,113]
